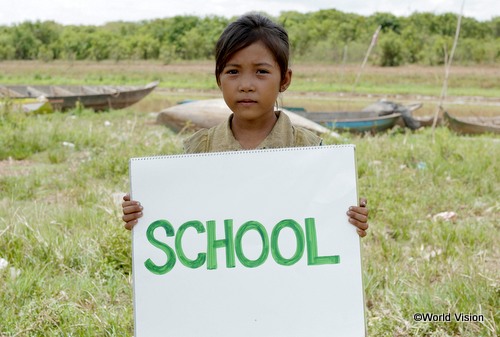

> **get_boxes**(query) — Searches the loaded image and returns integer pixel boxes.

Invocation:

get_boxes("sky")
[0,0,498,26]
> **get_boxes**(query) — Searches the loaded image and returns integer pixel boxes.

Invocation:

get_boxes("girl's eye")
[225,69,238,74]
[257,69,269,74]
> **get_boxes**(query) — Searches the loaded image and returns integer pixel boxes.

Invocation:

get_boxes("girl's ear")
[280,68,293,92]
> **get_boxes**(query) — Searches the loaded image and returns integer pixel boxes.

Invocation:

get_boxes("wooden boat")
[444,111,500,135]
[0,81,158,111]
[288,101,423,132]
[294,110,402,133]
[156,98,338,137]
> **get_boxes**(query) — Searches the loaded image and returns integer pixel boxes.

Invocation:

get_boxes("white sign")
[130,145,365,337]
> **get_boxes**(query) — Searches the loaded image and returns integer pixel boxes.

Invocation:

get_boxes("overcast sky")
[0,0,497,25]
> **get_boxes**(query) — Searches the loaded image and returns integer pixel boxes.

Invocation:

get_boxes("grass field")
[0,62,499,336]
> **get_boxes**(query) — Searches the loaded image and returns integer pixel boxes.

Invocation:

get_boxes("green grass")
[353,130,499,336]
[1,74,499,335]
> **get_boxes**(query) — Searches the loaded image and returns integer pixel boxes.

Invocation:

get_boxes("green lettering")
[144,219,176,275]
[207,219,235,270]
[175,220,206,269]
[235,221,269,267]
[271,219,305,266]
[305,218,340,265]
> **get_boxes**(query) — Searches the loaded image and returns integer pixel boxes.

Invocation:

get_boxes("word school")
[144,217,340,275]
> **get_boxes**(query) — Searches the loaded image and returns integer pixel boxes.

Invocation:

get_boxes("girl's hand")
[347,197,369,237]
[122,194,143,230]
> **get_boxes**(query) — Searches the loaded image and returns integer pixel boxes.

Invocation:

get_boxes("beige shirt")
[183,111,322,153]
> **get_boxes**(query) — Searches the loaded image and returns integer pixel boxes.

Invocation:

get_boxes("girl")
[122,13,369,237]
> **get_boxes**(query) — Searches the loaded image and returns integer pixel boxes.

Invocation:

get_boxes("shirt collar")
[210,111,294,152]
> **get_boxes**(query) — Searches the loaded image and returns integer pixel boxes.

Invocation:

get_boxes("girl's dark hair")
[215,13,290,85]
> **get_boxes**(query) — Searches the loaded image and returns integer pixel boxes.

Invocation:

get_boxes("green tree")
[406,12,435,36]
[0,11,497,65]
[58,27,92,60]
[456,38,487,63]
[422,35,453,65]
[460,17,489,39]
[400,25,425,63]
[378,31,404,66]
[371,12,401,33]
[490,16,500,38]
[129,35,159,60]
[431,13,459,36]
[0,28,15,60]
[281,11,314,59]
[11,22,41,59]
[88,30,115,61]
[177,16,227,60]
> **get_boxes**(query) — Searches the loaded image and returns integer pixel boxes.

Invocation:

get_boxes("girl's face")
[218,41,292,124]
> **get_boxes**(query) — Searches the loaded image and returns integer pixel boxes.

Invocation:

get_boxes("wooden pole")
[352,25,381,94]
[432,0,465,135]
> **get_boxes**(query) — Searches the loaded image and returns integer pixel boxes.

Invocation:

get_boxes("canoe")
[287,100,423,132]
[294,110,402,133]
[444,111,500,135]
[0,81,158,111]
[156,98,338,137]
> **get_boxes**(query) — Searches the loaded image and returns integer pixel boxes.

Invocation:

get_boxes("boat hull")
[294,111,401,133]
[444,111,500,135]
[0,82,158,111]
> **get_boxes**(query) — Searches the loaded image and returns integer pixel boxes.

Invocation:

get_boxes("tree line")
[0,9,498,66]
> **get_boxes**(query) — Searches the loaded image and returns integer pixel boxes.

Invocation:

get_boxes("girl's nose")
[238,76,255,92]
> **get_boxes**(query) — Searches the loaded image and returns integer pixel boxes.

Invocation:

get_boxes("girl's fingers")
[122,202,142,214]
[349,217,369,230]
[351,205,369,216]
[122,212,142,223]
[347,208,368,222]
[347,211,368,223]
[356,229,367,237]
[124,219,138,231]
